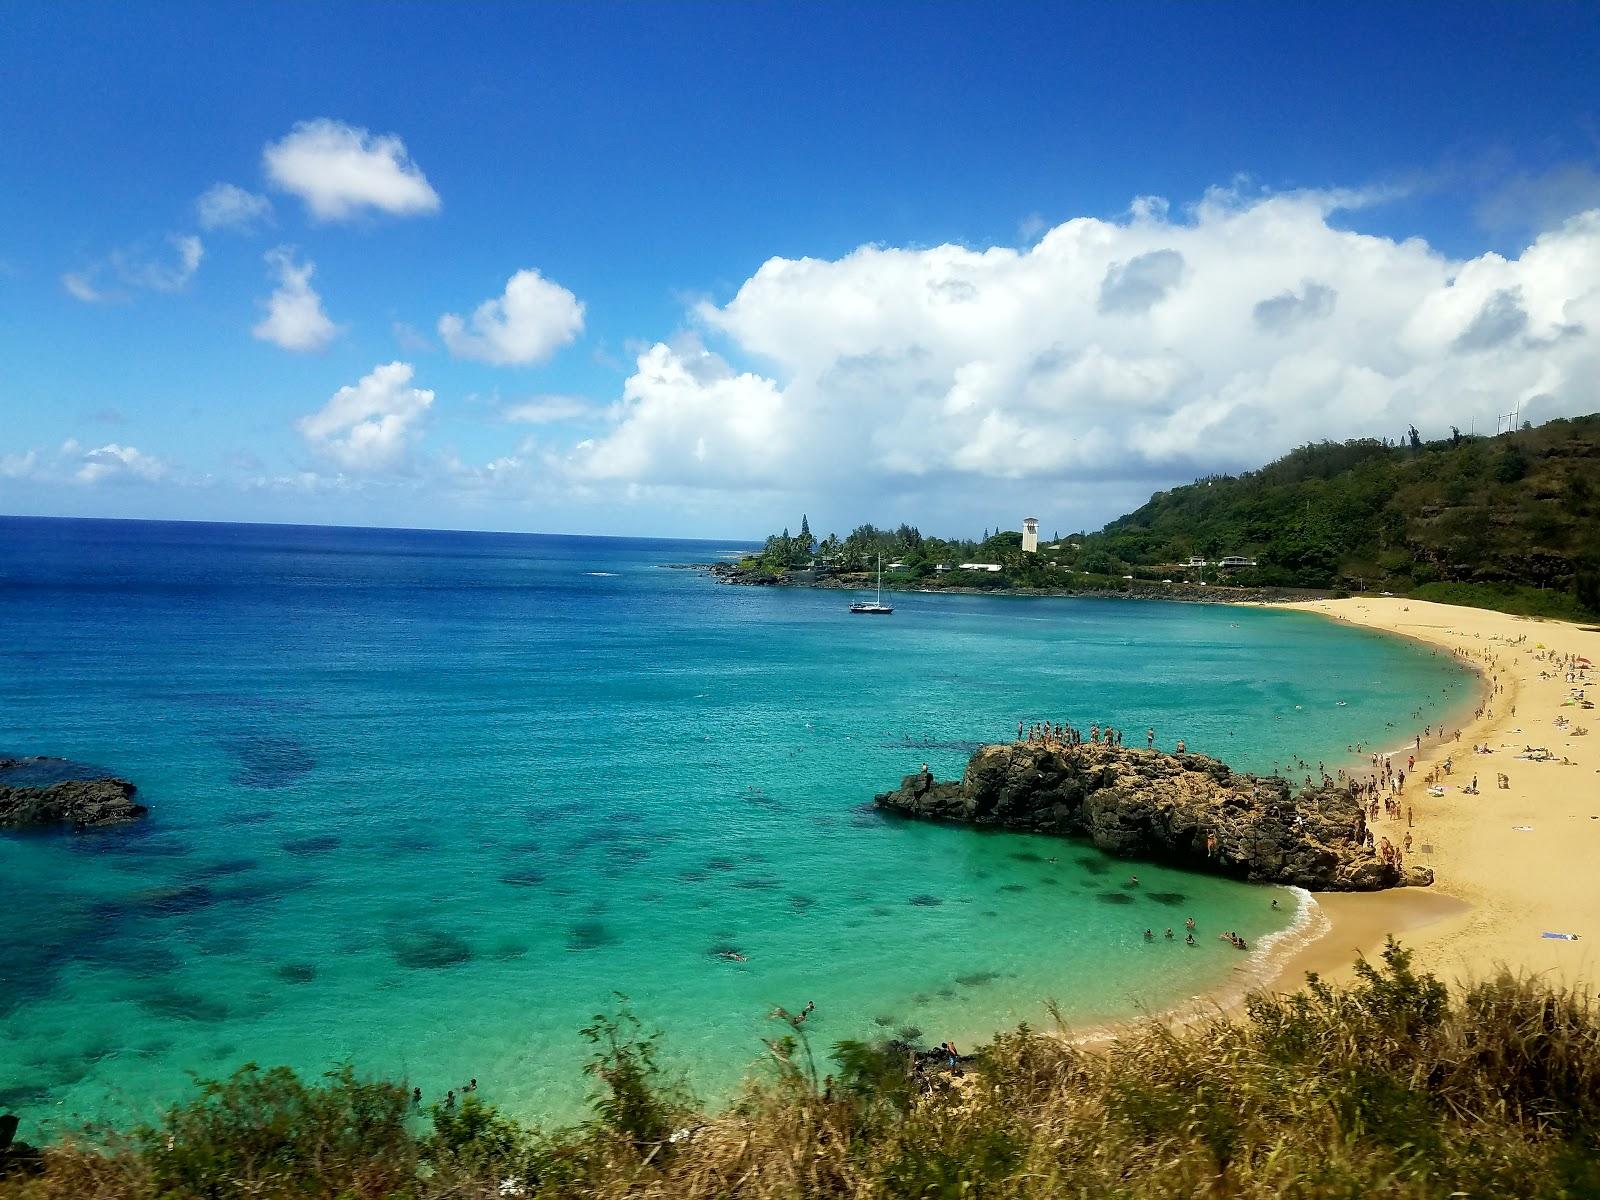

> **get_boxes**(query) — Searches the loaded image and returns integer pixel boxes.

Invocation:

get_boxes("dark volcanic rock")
[874,742,1431,892]
[0,775,145,829]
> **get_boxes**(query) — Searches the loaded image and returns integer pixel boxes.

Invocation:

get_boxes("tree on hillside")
[1495,445,1528,484]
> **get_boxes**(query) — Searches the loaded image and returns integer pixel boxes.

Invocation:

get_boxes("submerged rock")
[874,742,1432,892]
[0,772,145,829]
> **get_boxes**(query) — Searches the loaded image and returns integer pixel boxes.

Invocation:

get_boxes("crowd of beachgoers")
[1280,600,1595,979]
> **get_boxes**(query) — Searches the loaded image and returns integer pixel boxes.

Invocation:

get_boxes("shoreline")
[1249,597,1596,1000]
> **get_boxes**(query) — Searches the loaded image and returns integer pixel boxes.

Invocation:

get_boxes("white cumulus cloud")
[74,443,169,484]
[568,339,788,487]
[196,182,274,233]
[252,247,339,352]
[562,188,1600,520]
[297,361,434,472]
[438,268,585,366]
[263,119,441,221]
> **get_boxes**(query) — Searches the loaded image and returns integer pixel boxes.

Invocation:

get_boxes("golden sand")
[1261,597,1600,996]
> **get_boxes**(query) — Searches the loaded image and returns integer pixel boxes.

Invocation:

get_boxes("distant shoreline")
[664,560,1334,606]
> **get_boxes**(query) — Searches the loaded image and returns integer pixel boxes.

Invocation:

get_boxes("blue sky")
[3,2,1599,539]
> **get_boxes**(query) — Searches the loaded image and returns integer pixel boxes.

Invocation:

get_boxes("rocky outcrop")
[0,772,145,829]
[875,742,1431,892]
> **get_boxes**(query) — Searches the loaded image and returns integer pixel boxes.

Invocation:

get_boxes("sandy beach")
[1260,596,1599,996]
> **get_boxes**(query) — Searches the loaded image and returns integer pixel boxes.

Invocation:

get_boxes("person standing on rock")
[1147,727,1155,748]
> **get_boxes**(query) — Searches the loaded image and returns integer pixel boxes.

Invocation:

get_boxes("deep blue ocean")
[0,517,1472,1132]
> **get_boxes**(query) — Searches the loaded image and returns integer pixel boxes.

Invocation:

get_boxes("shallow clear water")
[0,518,1472,1132]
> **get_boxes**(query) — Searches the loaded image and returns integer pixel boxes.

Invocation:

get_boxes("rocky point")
[874,741,1431,891]
[0,757,145,829]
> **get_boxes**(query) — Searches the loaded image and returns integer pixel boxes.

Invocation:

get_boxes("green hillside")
[1081,414,1600,617]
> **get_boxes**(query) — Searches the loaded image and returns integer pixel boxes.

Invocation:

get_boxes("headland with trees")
[725,414,1600,620]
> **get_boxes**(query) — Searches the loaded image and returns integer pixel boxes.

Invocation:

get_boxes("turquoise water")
[0,518,1472,1133]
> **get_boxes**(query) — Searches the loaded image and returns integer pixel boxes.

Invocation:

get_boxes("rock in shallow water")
[0,774,145,829]
[874,743,1432,892]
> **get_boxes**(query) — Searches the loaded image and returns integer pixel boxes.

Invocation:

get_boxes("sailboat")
[849,554,894,614]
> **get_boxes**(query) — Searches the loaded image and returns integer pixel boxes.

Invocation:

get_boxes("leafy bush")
[579,997,692,1152]
[138,1063,415,1199]
[421,1093,531,1183]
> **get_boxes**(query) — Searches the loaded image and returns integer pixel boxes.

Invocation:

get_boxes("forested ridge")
[1088,414,1600,616]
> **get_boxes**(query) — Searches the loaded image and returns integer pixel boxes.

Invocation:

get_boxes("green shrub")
[134,1063,416,1199]
[421,1093,531,1183]
[579,996,692,1152]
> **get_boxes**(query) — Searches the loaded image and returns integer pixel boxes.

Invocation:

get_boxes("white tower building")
[1021,517,1039,554]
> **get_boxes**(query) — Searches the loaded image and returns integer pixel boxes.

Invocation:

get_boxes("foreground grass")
[4,942,1598,1199]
